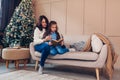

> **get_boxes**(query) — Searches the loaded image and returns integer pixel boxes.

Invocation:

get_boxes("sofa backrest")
[63,35,105,53]
[63,35,90,45]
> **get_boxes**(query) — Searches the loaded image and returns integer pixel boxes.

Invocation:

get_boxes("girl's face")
[41,18,47,28]
[51,24,57,32]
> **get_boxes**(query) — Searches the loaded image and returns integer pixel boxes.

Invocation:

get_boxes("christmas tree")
[4,0,35,47]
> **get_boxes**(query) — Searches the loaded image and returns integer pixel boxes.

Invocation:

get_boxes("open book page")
[51,38,63,46]
[50,33,64,46]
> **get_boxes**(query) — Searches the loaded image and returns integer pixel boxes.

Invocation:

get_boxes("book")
[51,38,63,46]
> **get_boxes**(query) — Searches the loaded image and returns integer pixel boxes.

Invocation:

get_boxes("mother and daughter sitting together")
[33,15,69,74]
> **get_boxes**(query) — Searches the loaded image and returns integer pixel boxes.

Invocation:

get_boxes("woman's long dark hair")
[36,15,49,31]
[43,21,60,40]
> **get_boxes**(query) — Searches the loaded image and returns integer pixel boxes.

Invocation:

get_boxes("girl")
[43,21,69,55]
[34,15,51,74]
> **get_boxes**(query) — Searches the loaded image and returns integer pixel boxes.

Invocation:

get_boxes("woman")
[34,15,51,74]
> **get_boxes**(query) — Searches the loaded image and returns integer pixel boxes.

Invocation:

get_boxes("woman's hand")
[48,42,52,45]
[61,41,64,46]
[44,36,51,41]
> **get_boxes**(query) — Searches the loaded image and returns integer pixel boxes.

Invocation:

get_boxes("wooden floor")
[0,61,120,80]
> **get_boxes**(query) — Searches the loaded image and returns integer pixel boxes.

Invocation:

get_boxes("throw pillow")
[70,41,86,51]
[91,34,103,53]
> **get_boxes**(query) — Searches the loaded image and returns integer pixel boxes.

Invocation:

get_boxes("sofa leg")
[95,68,100,80]
[35,60,38,70]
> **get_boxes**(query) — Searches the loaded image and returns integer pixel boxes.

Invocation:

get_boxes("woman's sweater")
[33,27,45,45]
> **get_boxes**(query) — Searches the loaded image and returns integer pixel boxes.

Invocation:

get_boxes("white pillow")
[91,34,103,53]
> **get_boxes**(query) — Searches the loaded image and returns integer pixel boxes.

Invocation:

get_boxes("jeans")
[50,45,69,56]
[34,42,50,67]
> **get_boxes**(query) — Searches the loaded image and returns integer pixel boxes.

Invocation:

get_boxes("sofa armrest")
[96,44,108,68]
[29,42,37,60]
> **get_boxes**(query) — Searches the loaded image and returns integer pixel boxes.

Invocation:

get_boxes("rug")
[0,70,73,80]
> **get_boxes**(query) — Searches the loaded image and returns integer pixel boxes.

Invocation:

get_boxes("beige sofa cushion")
[35,51,98,61]
[35,51,41,57]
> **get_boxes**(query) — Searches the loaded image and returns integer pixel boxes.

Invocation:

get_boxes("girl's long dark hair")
[36,15,49,31]
[43,21,60,40]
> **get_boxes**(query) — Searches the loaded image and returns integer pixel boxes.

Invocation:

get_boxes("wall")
[33,0,120,55]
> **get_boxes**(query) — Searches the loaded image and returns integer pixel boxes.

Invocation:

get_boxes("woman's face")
[51,24,57,32]
[41,18,47,28]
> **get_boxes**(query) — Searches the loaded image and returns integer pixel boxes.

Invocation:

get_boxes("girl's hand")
[48,42,52,45]
[45,36,51,41]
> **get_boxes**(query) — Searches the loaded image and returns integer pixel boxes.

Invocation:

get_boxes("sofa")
[30,35,108,80]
